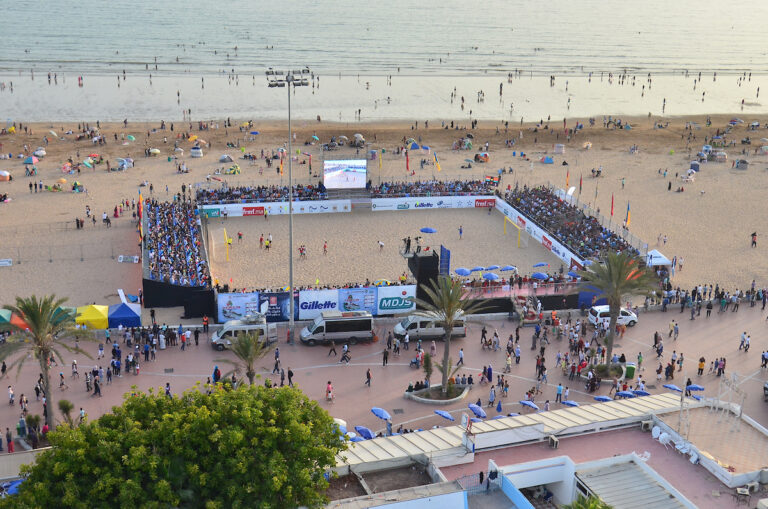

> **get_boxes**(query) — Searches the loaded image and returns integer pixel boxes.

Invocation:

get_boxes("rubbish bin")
[624,362,636,380]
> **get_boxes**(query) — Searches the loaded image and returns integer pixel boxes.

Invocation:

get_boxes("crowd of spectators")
[502,185,637,260]
[370,179,493,198]
[144,200,210,287]
[195,183,327,204]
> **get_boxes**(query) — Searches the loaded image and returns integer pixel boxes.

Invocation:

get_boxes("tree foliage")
[578,252,657,361]
[410,276,487,393]
[215,330,272,385]
[2,295,79,429]
[562,494,614,509]
[4,384,345,508]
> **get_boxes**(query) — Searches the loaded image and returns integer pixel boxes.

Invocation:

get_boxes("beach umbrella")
[33,149,46,158]
[338,135,349,141]
[486,265,500,270]
[126,135,135,141]
[533,262,549,268]
[354,426,375,440]
[464,159,474,163]
[250,131,260,135]
[567,271,580,278]
[22,156,39,165]
[482,273,499,281]
[663,384,682,392]
[373,279,391,287]
[420,227,437,234]
[468,403,486,418]
[5,480,24,495]
[455,268,471,276]
[434,410,455,421]
[687,384,705,392]
[491,415,506,420]
[57,178,67,184]
[48,130,58,137]
[149,148,161,155]
[470,266,485,272]
[531,272,548,280]
[371,407,391,421]
[520,400,539,411]
[616,391,635,398]
[594,395,612,402]
[562,400,579,407]
[333,418,347,433]
[0,310,11,324]
[470,417,483,423]
[89,153,99,158]
[632,390,651,396]
[406,138,417,145]
[83,160,93,168]
[507,412,520,417]
[496,400,503,413]
[311,135,319,141]
[350,436,366,442]
[690,395,703,401]
[421,145,430,151]
[500,265,517,272]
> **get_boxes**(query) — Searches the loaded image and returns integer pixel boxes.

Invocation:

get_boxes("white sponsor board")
[200,199,351,218]
[494,198,585,268]
[376,285,416,315]
[371,195,493,211]
[298,289,339,320]
[217,292,261,323]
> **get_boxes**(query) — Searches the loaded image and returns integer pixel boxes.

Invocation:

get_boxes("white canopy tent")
[647,249,672,267]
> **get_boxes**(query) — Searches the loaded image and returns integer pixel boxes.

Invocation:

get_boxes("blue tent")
[108,303,142,328]
[540,156,554,164]
[409,142,420,150]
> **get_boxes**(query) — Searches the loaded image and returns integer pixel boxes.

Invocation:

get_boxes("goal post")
[503,216,528,248]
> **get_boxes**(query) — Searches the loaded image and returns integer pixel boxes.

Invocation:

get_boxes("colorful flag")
[433,151,442,172]
[625,202,631,227]
[379,149,383,172]
[280,154,284,176]
[610,193,614,217]
[566,169,570,188]
[579,174,583,194]
[406,150,410,172]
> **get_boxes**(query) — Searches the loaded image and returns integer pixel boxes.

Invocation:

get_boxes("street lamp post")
[266,67,310,345]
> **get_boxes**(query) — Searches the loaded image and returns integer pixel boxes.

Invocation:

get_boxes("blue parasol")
[567,271,580,278]
[250,131,260,135]
[350,436,366,442]
[486,265,500,270]
[354,426,375,440]
[468,403,487,418]
[420,227,437,234]
[501,265,517,272]
[616,391,635,398]
[583,260,593,266]
[470,417,483,423]
[533,262,549,268]
[632,390,651,396]
[663,384,682,392]
[371,407,391,421]
[434,410,455,421]
[520,400,539,410]
[562,400,579,407]
[507,412,520,417]
[471,266,485,272]
[483,273,500,281]
[687,384,704,392]
[455,268,471,276]
[496,400,503,413]
[690,395,702,401]
[531,272,549,280]
[594,395,612,402]
[492,415,506,420]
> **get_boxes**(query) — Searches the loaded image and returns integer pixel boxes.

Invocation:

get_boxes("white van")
[210,315,278,351]
[588,305,638,328]
[393,313,466,341]
[300,311,374,346]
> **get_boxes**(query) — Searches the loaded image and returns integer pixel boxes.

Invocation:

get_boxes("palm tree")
[578,252,657,363]
[2,295,79,429]
[214,331,272,385]
[410,276,488,395]
[58,399,75,427]
[562,494,613,509]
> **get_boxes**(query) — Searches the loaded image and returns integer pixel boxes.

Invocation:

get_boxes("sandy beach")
[1,114,768,309]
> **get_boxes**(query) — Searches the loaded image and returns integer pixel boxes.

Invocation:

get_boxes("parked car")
[588,305,638,328]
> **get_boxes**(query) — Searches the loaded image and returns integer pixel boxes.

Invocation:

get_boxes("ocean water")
[2,0,768,121]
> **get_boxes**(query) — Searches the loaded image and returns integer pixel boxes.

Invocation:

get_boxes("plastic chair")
[659,433,671,449]
[651,426,661,439]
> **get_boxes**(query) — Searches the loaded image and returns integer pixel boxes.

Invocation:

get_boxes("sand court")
[206,208,563,291]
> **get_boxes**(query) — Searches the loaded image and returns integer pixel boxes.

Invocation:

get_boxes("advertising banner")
[199,200,351,218]
[217,292,260,323]
[257,292,297,322]
[371,195,490,211]
[298,289,339,320]
[338,287,377,314]
[376,285,416,315]
[474,198,496,208]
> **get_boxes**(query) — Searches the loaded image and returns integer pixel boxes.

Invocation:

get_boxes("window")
[325,319,372,334]
[314,326,324,334]
[407,322,417,330]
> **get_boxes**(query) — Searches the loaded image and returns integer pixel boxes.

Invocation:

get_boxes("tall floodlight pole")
[266,67,310,345]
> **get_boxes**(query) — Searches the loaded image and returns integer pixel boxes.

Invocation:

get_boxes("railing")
[456,472,501,496]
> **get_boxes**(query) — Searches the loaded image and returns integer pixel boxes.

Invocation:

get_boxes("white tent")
[219,154,233,163]
[647,249,672,267]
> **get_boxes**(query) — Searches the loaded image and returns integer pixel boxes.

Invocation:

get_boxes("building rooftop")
[576,460,686,509]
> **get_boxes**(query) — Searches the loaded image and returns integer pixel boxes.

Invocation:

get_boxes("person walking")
[457,348,464,366]
[365,368,372,387]
[382,349,389,366]
[488,385,496,407]
[555,383,563,403]
[328,341,337,356]
[287,368,294,387]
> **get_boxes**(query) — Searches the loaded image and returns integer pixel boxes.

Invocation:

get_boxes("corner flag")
[433,151,442,172]
[625,202,631,227]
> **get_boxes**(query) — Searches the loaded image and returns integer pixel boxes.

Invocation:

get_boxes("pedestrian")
[165,382,171,397]
[457,348,464,366]
[555,383,563,403]
[287,368,294,387]
[328,342,337,356]
[280,368,285,387]
[458,225,463,239]
[382,349,389,366]
[365,368,372,387]
[488,385,496,407]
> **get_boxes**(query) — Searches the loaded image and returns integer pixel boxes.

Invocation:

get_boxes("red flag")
[566,169,570,188]
[406,150,410,172]
[579,174,583,194]
[611,193,615,217]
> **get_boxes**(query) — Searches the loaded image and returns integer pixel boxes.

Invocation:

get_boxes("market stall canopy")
[646,249,671,267]
[108,303,141,328]
[76,305,109,329]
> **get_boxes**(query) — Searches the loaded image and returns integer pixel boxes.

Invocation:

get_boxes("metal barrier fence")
[0,242,134,264]
[455,472,501,495]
